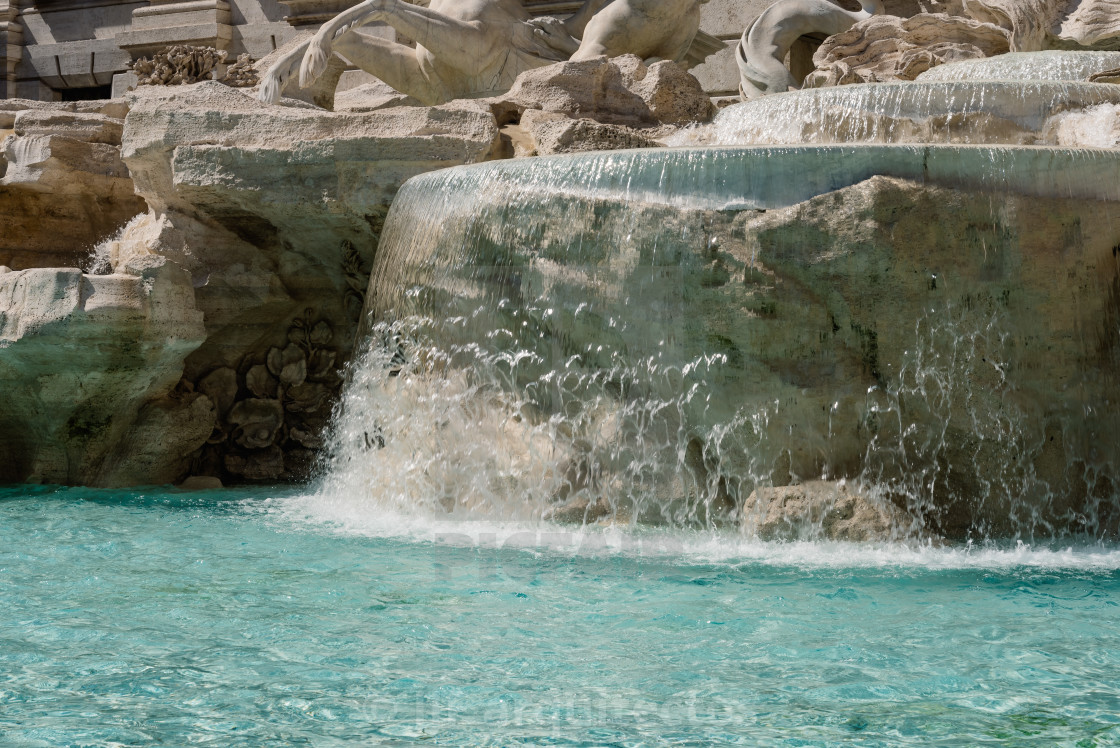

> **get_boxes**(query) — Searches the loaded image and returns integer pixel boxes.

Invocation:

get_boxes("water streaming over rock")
[318,144,1120,541]
[916,51,1120,83]
[666,82,1120,148]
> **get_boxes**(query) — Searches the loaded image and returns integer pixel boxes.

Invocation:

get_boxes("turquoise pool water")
[2,485,1120,746]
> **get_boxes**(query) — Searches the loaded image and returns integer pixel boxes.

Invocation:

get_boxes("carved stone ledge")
[116,0,233,58]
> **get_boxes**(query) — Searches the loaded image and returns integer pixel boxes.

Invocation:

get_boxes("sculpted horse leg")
[258,33,441,104]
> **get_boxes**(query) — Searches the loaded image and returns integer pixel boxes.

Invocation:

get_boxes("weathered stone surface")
[805,13,1010,87]
[333,80,424,112]
[741,481,917,541]
[106,80,501,483]
[0,261,207,484]
[100,393,217,485]
[0,99,130,129]
[13,111,124,145]
[962,0,1120,52]
[490,55,713,128]
[515,109,662,156]
[0,100,146,272]
[1090,67,1120,83]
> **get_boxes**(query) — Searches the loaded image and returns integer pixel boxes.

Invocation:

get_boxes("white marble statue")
[735,0,885,99]
[259,0,710,107]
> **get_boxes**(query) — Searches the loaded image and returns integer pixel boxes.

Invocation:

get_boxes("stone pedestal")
[0,0,19,99]
[279,0,358,28]
[115,0,233,58]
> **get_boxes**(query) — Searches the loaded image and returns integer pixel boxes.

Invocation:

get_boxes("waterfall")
[316,144,1120,540]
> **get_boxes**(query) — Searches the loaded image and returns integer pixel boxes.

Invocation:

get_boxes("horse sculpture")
[259,0,719,106]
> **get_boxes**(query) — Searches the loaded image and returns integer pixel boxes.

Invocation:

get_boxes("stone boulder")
[513,110,662,156]
[0,99,146,271]
[740,481,917,542]
[0,260,208,484]
[490,55,714,129]
[367,147,1120,539]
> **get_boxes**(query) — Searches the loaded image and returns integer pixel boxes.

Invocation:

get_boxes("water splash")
[83,213,148,275]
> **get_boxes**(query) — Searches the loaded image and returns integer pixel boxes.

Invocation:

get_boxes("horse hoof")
[299,43,329,88]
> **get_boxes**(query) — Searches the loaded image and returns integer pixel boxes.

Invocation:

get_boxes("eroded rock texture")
[804,0,1120,87]
[116,82,500,483]
[1,100,145,270]
[806,13,1011,87]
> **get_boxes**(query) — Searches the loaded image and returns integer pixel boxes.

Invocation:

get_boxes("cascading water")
[915,51,1120,83]
[666,81,1120,147]
[318,143,1120,542]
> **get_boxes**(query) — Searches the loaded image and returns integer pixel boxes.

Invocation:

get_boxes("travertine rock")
[13,111,124,145]
[372,150,1120,538]
[741,481,916,541]
[515,109,662,155]
[0,99,129,129]
[805,13,1010,87]
[110,81,501,483]
[962,0,1120,51]
[491,55,713,128]
[0,100,146,271]
[332,80,423,112]
[0,261,206,484]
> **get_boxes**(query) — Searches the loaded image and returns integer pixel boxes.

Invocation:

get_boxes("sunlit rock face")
[0,100,146,271]
[113,81,502,483]
[0,261,207,485]
[356,146,1120,539]
[796,2,1120,93]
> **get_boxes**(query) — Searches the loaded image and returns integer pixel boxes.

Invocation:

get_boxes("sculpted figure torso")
[735,0,885,99]
[260,0,711,106]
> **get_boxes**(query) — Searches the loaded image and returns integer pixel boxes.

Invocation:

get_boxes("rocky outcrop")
[0,261,207,484]
[489,55,714,128]
[962,0,1120,52]
[805,13,1010,87]
[741,481,917,541]
[0,100,146,271]
[804,1,1120,89]
[368,147,1120,538]
[107,81,501,483]
[512,110,663,156]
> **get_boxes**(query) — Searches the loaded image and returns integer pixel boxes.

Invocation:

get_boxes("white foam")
[257,490,1120,572]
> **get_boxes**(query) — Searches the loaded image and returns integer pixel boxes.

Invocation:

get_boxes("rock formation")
[1,100,144,271]
[365,149,1120,538]
[804,13,1010,87]
[739,0,1120,95]
[741,481,918,541]
[961,0,1120,52]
